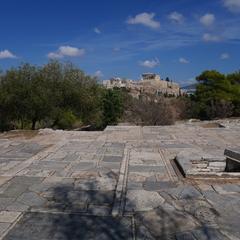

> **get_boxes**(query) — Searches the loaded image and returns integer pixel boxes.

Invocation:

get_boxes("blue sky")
[0,0,240,85]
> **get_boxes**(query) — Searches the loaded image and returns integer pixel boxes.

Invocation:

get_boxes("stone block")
[17,192,45,207]
[192,227,229,240]
[129,165,165,173]
[125,190,165,211]
[208,161,226,168]
[224,148,240,161]
[0,198,15,211]
[102,155,122,163]
[175,232,197,240]
[0,211,21,223]
[3,212,132,240]
[143,181,177,191]
[0,222,10,236]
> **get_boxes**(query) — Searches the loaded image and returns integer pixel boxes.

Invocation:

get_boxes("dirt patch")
[0,130,38,140]
[201,122,225,128]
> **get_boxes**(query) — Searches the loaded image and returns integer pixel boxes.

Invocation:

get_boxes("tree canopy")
[0,61,124,131]
[194,70,240,119]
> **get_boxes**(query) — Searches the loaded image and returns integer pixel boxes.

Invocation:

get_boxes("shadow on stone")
[3,183,133,240]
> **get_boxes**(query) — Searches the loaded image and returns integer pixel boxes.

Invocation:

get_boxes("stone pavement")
[0,121,240,239]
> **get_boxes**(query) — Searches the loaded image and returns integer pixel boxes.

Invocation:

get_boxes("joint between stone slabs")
[159,149,178,182]
[112,147,130,217]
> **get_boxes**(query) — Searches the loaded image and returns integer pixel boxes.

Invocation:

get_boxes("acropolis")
[103,73,181,98]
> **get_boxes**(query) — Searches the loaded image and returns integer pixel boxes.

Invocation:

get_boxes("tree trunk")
[20,118,24,129]
[31,119,37,130]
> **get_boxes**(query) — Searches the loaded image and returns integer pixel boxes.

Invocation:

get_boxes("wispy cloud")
[94,70,103,78]
[168,11,184,24]
[0,50,17,59]
[127,12,160,29]
[220,53,230,59]
[203,33,221,42]
[223,0,240,13]
[48,45,85,59]
[179,57,190,64]
[139,58,159,68]
[94,27,101,34]
[200,13,215,26]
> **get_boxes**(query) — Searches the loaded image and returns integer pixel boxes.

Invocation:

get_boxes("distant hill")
[181,83,197,95]
[181,83,197,90]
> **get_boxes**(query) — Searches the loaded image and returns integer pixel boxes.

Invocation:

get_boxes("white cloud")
[94,27,101,34]
[0,50,17,59]
[220,53,230,59]
[200,13,215,26]
[223,0,240,13]
[48,46,85,59]
[59,46,85,57]
[113,47,121,52]
[139,58,159,68]
[179,57,190,64]
[94,70,103,78]
[127,12,160,29]
[203,33,221,42]
[168,11,184,24]
[47,52,62,59]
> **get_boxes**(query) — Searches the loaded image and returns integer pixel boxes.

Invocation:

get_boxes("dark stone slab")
[135,207,197,239]
[175,232,197,240]
[224,148,240,161]
[127,182,143,190]
[143,181,177,191]
[29,161,68,171]
[101,162,121,170]
[0,177,44,199]
[71,162,95,171]
[102,155,122,163]
[1,183,29,198]
[11,176,44,186]
[19,143,47,154]
[3,212,132,240]
[167,186,203,200]
[85,190,115,205]
[64,153,79,162]
[225,148,240,172]
[192,226,230,240]
[129,165,165,173]
[0,197,15,210]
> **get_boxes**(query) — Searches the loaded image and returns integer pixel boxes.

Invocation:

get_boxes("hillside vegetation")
[0,62,239,131]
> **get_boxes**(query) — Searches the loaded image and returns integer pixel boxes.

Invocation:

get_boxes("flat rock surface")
[0,120,240,239]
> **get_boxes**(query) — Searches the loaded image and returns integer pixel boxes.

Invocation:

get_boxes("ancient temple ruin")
[103,73,181,98]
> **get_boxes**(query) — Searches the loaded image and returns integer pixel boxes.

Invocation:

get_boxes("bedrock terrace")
[0,119,240,240]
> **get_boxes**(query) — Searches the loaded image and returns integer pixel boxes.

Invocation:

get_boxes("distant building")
[102,77,129,89]
[103,73,181,98]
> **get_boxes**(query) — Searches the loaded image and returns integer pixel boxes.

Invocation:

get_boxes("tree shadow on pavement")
[3,182,229,240]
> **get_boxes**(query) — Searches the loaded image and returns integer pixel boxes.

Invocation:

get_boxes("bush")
[56,110,78,130]
[124,96,176,125]
[102,89,124,126]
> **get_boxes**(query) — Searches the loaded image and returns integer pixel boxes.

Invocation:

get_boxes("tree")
[102,89,124,126]
[194,70,239,119]
[0,61,106,131]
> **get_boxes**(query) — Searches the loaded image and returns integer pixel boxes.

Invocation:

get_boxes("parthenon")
[103,73,181,98]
